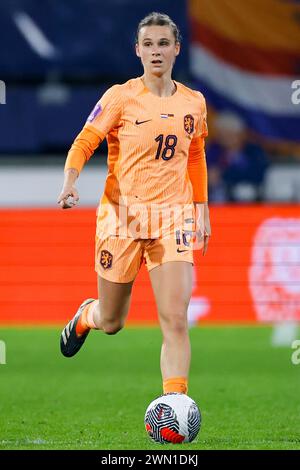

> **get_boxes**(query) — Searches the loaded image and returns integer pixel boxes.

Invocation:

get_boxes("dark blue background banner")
[0,0,189,81]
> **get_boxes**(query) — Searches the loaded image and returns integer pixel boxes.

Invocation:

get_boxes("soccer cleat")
[60,298,95,358]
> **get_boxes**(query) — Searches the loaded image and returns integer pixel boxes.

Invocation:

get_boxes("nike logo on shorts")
[135,119,152,125]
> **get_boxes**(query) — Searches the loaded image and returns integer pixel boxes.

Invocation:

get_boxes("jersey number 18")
[155,134,178,161]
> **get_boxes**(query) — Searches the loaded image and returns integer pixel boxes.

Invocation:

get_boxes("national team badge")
[184,114,194,134]
[100,250,113,269]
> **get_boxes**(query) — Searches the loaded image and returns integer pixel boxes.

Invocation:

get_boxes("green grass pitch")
[0,325,299,450]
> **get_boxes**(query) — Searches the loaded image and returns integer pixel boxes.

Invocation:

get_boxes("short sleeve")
[84,85,123,139]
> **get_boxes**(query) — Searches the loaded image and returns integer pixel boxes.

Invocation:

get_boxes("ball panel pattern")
[145,394,201,444]
[145,403,182,444]
[188,403,201,442]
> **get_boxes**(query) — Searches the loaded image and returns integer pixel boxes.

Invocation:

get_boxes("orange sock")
[75,302,97,336]
[163,377,188,395]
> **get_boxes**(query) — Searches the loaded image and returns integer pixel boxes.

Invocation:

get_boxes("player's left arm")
[188,95,211,255]
[187,135,211,255]
[195,201,211,256]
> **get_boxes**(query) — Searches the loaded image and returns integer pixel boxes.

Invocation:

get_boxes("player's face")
[136,25,180,77]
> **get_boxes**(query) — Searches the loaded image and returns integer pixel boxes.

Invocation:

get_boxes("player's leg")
[60,279,133,357]
[87,275,133,334]
[149,261,193,394]
[60,236,142,357]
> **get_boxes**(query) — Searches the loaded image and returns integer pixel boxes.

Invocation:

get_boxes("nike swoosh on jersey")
[135,119,152,125]
[177,248,189,253]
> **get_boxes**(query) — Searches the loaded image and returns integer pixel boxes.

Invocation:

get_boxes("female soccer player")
[58,12,211,396]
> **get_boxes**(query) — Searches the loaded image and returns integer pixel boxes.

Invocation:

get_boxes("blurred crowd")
[206,111,300,203]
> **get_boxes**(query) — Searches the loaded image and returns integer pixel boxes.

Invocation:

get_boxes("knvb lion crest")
[100,250,113,269]
[184,114,194,134]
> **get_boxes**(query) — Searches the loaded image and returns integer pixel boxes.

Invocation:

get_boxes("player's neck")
[141,74,176,97]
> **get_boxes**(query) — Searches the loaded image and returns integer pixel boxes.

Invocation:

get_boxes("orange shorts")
[95,235,194,283]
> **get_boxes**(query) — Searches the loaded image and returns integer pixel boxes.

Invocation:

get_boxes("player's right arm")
[57,126,102,209]
[57,85,123,209]
[57,168,80,209]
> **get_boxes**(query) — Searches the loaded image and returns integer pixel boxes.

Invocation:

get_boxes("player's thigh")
[97,275,134,323]
[95,236,143,323]
[149,261,193,328]
[95,235,142,283]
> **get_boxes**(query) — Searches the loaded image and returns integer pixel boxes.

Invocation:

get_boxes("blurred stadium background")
[0,0,300,450]
[0,0,299,329]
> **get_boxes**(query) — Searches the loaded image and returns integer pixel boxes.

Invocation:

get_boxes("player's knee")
[102,319,124,335]
[160,309,188,334]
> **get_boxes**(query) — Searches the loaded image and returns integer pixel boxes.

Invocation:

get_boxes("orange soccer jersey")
[65,77,208,238]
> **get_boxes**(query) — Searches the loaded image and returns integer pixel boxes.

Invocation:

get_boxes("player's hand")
[202,207,211,256]
[194,203,211,256]
[57,186,79,209]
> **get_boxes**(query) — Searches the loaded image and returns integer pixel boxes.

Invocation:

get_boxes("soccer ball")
[144,393,201,444]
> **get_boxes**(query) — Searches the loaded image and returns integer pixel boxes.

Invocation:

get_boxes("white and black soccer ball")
[144,393,201,444]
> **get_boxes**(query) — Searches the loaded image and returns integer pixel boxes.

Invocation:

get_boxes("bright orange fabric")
[75,304,90,336]
[75,302,97,335]
[95,235,194,283]
[64,77,208,237]
[65,77,207,199]
[65,127,103,174]
[187,136,208,202]
[163,377,188,395]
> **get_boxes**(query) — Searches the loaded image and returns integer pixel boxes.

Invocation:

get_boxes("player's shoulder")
[103,78,143,98]
[176,81,206,104]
